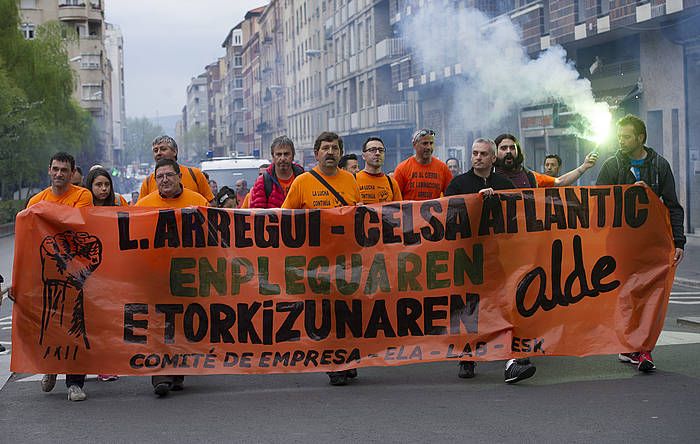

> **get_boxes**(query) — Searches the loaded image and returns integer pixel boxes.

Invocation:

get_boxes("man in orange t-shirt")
[135,159,207,397]
[138,135,214,204]
[393,129,452,200]
[356,137,402,204]
[26,152,92,402]
[282,132,360,210]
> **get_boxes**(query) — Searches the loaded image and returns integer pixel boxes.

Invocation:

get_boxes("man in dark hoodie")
[249,136,305,208]
[597,113,685,373]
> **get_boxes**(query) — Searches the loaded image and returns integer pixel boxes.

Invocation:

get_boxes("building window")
[367,77,374,107]
[234,56,243,67]
[597,0,610,16]
[81,84,102,101]
[59,0,85,6]
[20,0,37,9]
[80,54,100,69]
[234,77,243,89]
[20,23,35,40]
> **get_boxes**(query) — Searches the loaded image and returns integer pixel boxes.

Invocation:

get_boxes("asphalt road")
[1,235,699,443]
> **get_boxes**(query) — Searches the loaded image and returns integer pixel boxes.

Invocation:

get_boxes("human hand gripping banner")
[11,185,676,375]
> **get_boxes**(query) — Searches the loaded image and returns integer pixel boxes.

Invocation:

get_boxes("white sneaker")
[41,374,57,392]
[67,385,87,401]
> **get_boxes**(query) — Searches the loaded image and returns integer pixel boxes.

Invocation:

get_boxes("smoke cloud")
[401,4,610,143]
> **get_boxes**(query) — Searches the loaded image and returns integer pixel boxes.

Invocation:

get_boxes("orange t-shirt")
[27,184,93,208]
[240,192,251,209]
[138,165,214,202]
[533,171,556,188]
[393,156,452,200]
[278,176,295,196]
[356,170,402,204]
[282,167,361,209]
[135,188,209,209]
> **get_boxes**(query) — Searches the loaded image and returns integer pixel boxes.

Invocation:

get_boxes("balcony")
[375,38,405,62]
[377,102,409,125]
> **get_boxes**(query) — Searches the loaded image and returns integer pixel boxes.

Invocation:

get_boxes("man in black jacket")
[597,114,686,373]
[445,138,536,384]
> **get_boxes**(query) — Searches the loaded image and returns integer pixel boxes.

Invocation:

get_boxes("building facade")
[104,22,125,165]
[241,7,265,156]
[184,73,208,161]
[259,0,288,154]
[222,24,245,155]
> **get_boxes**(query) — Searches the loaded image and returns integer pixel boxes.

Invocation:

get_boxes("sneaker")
[458,361,476,379]
[618,352,640,365]
[67,385,87,402]
[171,379,184,391]
[153,382,171,397]
[504,358,536,384]
[327,371,348,386]
[345,369,358,379]
[98,374,119,382]
[41,374,57,392]
[637,351,656,372]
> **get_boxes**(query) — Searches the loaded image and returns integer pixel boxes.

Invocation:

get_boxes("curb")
[674,277,700,289]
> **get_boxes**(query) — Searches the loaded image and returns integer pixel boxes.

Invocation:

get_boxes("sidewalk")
[675,234,700,288]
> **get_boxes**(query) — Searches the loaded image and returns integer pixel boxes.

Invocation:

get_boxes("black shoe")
[458,361,476,378]
[504,358,536,384]
[171,376,185,391]
[153,382,171,397]
[327,371,348,386]
[345,369,358,379]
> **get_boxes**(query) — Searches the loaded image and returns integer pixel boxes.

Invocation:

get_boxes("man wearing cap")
[393,129,452,200]
[138,135,214,204]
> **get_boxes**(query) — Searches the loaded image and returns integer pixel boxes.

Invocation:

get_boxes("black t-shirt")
[445,168,515,196]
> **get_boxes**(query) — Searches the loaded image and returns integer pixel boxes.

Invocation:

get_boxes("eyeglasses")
[362,147,385,154]
[155,172,178,181]
[412,129,436,144]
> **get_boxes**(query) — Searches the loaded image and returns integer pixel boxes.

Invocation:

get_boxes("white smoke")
[401,3,610,142]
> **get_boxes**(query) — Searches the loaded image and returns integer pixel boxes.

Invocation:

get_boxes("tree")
[124,117,164,165]
[182,125,209,162]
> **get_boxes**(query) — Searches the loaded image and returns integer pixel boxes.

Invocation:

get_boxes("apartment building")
[19,0,114,164]
[104,22,125,165]
[205,58,227,157]
[222,23,245,155]
[184,73,208,161]
[241,6,266,156]
[259,0,288,153]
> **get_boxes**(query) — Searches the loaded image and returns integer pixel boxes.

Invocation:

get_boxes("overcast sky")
[106,1,266,119]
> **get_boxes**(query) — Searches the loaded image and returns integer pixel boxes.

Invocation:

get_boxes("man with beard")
[597,114,685,373]
[445,139,536,383]
[282,132,361,386]
[356,137,402,204]
[28,152,93,401]
[394,129,452,200]
[446,157,462,177]
[138,135,214,204]
[136,158,208,396]
[494,134,598,188]
[250,136,304,208]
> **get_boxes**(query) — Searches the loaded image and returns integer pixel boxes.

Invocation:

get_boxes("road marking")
[657,330,700,346]
[0,316,11,322]
[669,301,700,305]
[670,295,700,299]
[670,292,700,296]
[1,326,11,330]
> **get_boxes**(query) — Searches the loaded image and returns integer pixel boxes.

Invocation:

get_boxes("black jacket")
[445,168,515,196]
[596,147,685,249]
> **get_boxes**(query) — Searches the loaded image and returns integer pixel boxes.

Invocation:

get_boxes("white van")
[200,156,269,190]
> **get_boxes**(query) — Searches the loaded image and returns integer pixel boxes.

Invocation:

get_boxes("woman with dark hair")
[85,167,127,207]
[83,167,121,382]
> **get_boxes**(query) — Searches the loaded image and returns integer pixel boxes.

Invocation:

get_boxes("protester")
[215,186,238,208]
[543,154,562,177]
[596,114,685,372]
[234,179,249,208]
[208,179,219,196]
[445,138,536,383]
[355,137,402,203]
[250,137,304,208]
[338,153,360,174]
[71,166,83,187]
[27,152,92,401]
[446,157,462,177]
[138,135,214,204]
[282,132,361,386]
[394,129,452,200]
[129,191,139,205]
[136,158,209,396]
[85,167,127,208]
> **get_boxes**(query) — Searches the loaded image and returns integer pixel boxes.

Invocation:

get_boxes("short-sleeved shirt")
[138,165,214,202]
[393,156,452,200]
[27,184,93,208]
[240,192,251,209]
[356,170,402,204]
[135,187,209,209]
[282,166,361,209]
[533,171,556,188]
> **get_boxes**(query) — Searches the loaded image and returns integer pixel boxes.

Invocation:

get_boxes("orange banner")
[11,185,675,375]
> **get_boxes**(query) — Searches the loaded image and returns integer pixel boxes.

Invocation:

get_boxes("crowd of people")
[22,113,685,401]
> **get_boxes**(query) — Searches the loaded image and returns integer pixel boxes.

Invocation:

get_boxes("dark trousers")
[65,374,86,388]
[151,375,184,387]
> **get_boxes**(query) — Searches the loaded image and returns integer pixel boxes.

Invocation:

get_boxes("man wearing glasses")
[356,137,402,204]
[136,158,209,396]
[393,129,452,200]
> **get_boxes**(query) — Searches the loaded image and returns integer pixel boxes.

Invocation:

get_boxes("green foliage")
[0,0,94,199]
[183,125,209,161]
[124,117,164,164]
[0,199,25,224]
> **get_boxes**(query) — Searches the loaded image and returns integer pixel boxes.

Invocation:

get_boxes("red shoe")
[637,351,656,372]
[618,352,640,365]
